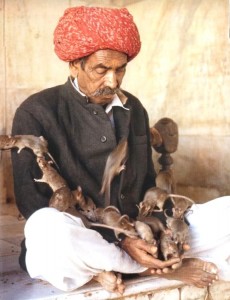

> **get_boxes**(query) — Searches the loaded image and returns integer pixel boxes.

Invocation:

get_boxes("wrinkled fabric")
[53,6,141,62]
[24,197,230,291]
[12,78,156,221]
[25,207,146,291]
[185,196,230,281]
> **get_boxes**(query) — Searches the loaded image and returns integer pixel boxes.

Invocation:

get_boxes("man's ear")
[69,61,80,78]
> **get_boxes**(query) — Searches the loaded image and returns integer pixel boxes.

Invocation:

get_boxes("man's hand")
[120,237,181,273]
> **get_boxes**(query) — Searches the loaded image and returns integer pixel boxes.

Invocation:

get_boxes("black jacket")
[11,78,156,220]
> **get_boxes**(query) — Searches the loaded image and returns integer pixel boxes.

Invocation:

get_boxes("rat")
[137,215,166,237]
[155,169,177,194]
[0,134,47,156]
[137,187,169,216]
[72,186,97,221]
[138,186,195,217]
[49,186,77,212]
[164,210,189,254]
[160,230,180,260]
[100,138,128,206]
[50,195,138,237]
[0,134,57,165]
[134,221,156,245]
[13,135,49,157]
[0,135,19,149]
[96,206,137,239]
[0,135,54,161]
[171,197,195,219]
[34,157,67,192]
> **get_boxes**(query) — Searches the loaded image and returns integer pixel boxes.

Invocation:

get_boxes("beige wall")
[123,0,230,201]
[0,0,229,204]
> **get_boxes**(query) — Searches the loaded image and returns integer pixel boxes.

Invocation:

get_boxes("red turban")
[53,6,141,62]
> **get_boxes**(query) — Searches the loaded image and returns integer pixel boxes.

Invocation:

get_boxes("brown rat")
[100,138,128,206]
[160,230,180,260]
[0,135,18,149]
[97,206,137,239]
[171,197,195,219]
[137,187,169,216]
[138,186,195,217]
[36,158,97,220]
[72,186,97,220]
[50,190,137,238]
[0,134,57,165]
[134,221,156,245]
[14,135,49,157]
[164,210,189,253]
[137,215,166,236]
[35,157,67,192]
[50,191,136,237]
[155,169,176,194]
[0,134,47,155]
[49,186,76,211]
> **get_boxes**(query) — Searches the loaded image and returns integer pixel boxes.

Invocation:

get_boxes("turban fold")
[53,6,141,62]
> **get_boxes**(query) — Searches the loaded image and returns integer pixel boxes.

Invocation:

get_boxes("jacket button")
[100,136,107,143]
[93,110,98,115]
[120,193,125,200]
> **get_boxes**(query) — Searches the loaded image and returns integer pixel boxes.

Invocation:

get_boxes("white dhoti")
[24,196,230,291]
[24,207,146,291]
[185,196,230,281]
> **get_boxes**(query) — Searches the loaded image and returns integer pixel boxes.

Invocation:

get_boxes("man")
[11,6,228,293]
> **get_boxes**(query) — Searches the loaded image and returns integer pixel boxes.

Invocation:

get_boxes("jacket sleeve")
[11,106,52,219]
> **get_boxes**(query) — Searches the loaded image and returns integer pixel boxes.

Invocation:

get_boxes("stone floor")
[0,203,183,300]
[0,203,230,300]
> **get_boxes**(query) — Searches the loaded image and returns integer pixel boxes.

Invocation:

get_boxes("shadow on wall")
[173,135,230,203]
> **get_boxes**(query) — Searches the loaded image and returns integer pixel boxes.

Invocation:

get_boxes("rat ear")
[118,214,129,226]
[72,186,83,201]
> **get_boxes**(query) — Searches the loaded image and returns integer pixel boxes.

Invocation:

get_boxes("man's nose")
[104,71,117,89]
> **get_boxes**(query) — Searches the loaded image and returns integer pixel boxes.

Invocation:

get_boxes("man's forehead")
[87,49,128,66]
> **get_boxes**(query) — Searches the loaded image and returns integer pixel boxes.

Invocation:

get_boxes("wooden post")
[150,118,179,194]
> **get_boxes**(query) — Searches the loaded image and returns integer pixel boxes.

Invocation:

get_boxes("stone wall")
[122,0,230,202]
[0,0,229,203]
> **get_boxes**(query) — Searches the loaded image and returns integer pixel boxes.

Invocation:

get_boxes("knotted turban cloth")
[53,6,141,62]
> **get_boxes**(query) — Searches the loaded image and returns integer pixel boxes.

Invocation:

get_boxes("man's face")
[70,49,127,105]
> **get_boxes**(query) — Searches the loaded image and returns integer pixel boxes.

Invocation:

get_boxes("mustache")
[91,87,120,97]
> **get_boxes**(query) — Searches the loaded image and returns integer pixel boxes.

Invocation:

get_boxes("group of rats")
[0,133,195,295]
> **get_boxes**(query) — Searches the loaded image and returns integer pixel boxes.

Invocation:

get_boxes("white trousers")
[25,207,146,291]
[24,196,230,291]
[184,196,230,280]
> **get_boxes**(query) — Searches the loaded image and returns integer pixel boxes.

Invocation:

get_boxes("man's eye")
[95,68,107,75]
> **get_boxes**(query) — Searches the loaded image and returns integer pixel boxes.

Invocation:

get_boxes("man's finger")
[162,267,170,273]
[147,245,158,256]
[162,257,181,268]
[183,243,190,251]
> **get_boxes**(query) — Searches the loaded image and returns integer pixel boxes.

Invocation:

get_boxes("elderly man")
[11,6,229,294]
